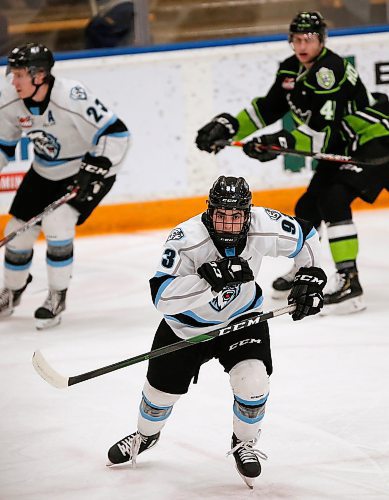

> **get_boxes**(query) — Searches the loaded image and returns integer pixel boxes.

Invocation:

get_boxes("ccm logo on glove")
[294,274,326,285]
[197,256,254,293]
[288,266,327,321]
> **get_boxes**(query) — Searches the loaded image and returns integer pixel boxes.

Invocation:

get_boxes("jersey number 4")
[320,100,336,121]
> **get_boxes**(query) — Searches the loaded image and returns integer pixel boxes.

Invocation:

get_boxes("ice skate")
[271,265,298,299]
[34,289,67,330]
[321,268,366,315]
[107,431,160,467]
[227,433,267,489]
[0,274,32,318]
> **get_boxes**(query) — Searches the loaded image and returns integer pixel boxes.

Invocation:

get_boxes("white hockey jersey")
[0,77,130,180]
[150,207,322,339]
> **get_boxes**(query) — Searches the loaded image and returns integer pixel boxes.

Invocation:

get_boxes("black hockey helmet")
[204,176,252,248]
[289,12,327,43]
[7,43,54,79]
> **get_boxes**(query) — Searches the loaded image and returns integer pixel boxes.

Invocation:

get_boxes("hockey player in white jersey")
[0,43,130,329]
[107,176,326,489]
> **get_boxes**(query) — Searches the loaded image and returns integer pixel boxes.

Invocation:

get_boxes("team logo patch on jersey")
[316,67,335,89]
[18,115,33,128]
[282,77,295,90]
[70,86,87,100]
[210,284,240,312]
[264,208,282,221]
[28,130,61,160]
[166,228,184,242]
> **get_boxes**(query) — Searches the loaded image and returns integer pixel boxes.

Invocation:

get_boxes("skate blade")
[271,289,290,300]
[35,315,62,330]
[320,295,366,316]
[237,471,255,489]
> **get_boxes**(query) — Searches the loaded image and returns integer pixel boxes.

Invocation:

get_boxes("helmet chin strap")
[28,77,44,99]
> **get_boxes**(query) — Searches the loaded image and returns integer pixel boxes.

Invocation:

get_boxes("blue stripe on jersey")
[228,293,263,320]
[0,150,14,161]
[165,310,223,328]
[20,137,29,160]
[0,138,18,147]
[34,155,83,167]
[306,227,316,239]
[288,220,304,258]
[153,272,176,306]
[92,115,118,145]
[107,131,130,138]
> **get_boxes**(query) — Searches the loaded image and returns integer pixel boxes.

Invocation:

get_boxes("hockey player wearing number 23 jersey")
[0,43,129,329]
[107,176,326,490]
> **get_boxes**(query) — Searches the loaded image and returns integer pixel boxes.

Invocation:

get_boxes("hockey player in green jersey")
[242,94,389,314]
[195,11,376,314]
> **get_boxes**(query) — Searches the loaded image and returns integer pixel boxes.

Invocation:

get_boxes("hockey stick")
[32,304,295,389]
[0,188,78,249]
[217,140,389,167]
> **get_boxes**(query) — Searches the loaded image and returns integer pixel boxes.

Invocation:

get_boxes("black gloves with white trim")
[73,153,112,202]
[243,130,296,162]
[198,256,254,293]
[288,266,327,321]
[196,113,239,154]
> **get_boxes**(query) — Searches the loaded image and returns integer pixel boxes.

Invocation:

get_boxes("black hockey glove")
[243,130,296,162]
[288,266,327,321]
[73,153,112,202]
[195,113,239,153]
[197,256,254,293]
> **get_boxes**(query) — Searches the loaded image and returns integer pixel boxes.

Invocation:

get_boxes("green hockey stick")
[32,304,295,389]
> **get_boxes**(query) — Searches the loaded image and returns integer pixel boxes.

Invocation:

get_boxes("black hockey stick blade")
[216,139,389,167]
[0,188,78,249]
[32,304,295,389]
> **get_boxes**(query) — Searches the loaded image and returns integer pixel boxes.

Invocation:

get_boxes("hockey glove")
[243,130,296,162]
[288,266,327,321]
[197,256,254,293]
[73,153,112,202]
[195,113,239,153]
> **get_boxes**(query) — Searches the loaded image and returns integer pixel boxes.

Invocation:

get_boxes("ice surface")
[1,209,388,499]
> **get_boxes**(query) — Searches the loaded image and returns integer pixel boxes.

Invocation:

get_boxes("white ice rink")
[1,208,389,500]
